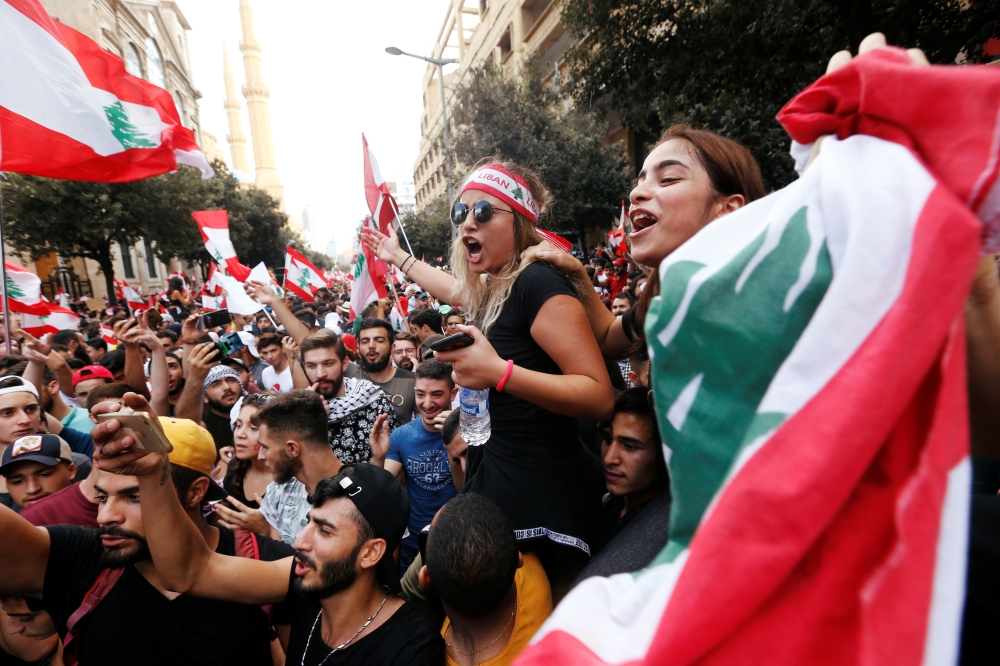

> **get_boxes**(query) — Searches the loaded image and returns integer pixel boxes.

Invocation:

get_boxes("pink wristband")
[496,359,514,392]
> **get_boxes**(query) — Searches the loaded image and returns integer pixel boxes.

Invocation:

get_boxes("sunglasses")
[451,200,513,226]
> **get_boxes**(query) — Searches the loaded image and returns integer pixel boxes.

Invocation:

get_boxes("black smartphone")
[428,332,475,354]
[198,308,231,331]
[146,309,163,329]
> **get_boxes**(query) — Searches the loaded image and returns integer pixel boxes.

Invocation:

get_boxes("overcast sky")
[181,0,449,257]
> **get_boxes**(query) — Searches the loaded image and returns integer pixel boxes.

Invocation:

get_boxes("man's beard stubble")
[358,350,390,374]
[95,525,151,569]
[271,446,303,484]
[292,541,362,599]
[397,356,414,372]
[311,375,344,400]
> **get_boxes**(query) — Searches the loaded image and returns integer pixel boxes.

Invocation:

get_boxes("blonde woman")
[363,161,613,595]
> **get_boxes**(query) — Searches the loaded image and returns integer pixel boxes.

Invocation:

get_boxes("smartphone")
[215,331,245,357]
[198,308,231,331]
[428,332,475,354]
[95,410,173,453]
[146,309,163,329]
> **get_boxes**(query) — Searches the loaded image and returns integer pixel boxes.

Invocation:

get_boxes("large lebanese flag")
[517,50,1000,666]
[284,245,326,302]
[362,134,402,236]
[0,0,212,182]
[21,304,80,337]
[191,210,252,282]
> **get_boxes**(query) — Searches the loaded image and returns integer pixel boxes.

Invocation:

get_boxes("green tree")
[449,60,632,244]
[397,196,453,262]
[561,0,999,190]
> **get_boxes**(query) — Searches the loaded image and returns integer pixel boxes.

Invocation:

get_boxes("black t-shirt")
[284,571,444,666]
[42,524,293,666]
[203,409,234,451]
[465,262,604,563]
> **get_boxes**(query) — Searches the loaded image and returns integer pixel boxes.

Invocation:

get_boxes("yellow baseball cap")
[160,418,228,501]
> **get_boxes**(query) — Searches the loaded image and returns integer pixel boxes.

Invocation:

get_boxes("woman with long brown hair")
[362,160,614,595]
[523,124,767,356]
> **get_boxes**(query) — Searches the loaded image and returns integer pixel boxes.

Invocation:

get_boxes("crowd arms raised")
[92,395,294,607]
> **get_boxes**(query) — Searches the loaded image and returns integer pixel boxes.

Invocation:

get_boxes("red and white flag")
[517,49,1000,666]
[21,304,80,337]
[204,262,224,296]
[0,0,212,182]
[1,262,50,315]
[362,134,403,237]
[284,245,327,302]
[607,200,629,258]
[349,217,388,333]
[114,279,144,310]
[100,325,116,346]
[191,210,252,282]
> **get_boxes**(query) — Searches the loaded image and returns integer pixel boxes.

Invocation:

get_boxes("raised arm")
[174,342,219,424]
[361,226,461,306]
[0,505,50,599]
[131,311,170,417]
[521,247,633,360]
[436,296,615,420]
[93,394,292,605]
[243,281,311,344]
[116,318,151,400]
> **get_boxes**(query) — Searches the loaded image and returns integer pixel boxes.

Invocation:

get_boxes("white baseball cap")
[237,331,259,358]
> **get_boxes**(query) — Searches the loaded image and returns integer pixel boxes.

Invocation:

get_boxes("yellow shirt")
[442,553,553,666]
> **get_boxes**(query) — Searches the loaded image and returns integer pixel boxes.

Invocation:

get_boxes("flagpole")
[386,195,415,257]
[0,175,13,355]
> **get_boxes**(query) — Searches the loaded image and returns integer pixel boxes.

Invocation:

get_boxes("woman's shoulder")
[517,261,577,294]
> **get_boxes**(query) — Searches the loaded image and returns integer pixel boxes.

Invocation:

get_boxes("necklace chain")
[445,606,516,657]
[301,587,389,666]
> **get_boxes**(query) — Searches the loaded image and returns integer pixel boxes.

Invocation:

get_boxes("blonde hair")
[450,159,551,334]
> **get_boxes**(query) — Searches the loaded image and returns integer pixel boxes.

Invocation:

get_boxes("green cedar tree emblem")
[5,277,25,300]
[104,102,157,149]
[511,187,523,202]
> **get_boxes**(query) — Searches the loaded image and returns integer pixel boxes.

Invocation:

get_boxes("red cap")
[342,333,356,352]
[614,258,627,266]
[72,365,114,387]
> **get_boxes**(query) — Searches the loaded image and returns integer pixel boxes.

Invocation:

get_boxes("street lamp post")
[386,47,457,243]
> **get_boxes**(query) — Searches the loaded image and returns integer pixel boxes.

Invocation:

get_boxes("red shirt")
[20,482,99,528]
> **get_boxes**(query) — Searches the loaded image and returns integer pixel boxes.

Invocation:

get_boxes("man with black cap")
[0,413,294,666]
[92,396,444,665]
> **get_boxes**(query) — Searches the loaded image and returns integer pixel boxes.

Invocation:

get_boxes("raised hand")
[12,329,51,364]
[244,280,278,307]
[92,393,167,479]
[368,413,391,465]
[361,226,404,266]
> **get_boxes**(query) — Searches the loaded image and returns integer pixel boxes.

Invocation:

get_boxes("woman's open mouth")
[630,209,658,234]
[463,237,483,263]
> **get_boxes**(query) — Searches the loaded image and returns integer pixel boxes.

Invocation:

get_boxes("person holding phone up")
[363,160,613,600]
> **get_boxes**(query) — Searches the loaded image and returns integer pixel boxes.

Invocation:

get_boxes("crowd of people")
[0,36,997,666]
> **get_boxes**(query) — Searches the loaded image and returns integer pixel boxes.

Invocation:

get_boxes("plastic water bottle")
[459,387,491,446]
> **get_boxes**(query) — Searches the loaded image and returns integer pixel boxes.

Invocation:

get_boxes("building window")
[125,43,143,78]
[146,38,166,87]
[480,0,489,16]
[122,248,135,279]
[171,91,185,125]
[145,240,158,278]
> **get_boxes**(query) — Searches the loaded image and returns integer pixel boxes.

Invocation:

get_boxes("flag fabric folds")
[2,261,50,315]
[0,0,212,182]
[114,280,144,310]
[349,217,388,334]
[516,49,1000,666]
[362,134,403,237]
[607,201,629,258]
[21,304,81,338]
[191,210,252,282]
[284,246,327,302]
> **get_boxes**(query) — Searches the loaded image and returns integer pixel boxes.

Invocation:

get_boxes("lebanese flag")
[114,279,144,309]
[362,134,402,237]
[204,261,224,296]
[0,0,212,182]
[191,210,252,282]
[349,217,388,333]
[1,262,50,315]
[100,325,116,346]
[20,304,80,337]
[517,49,1000,666]
[284,245,327,302]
